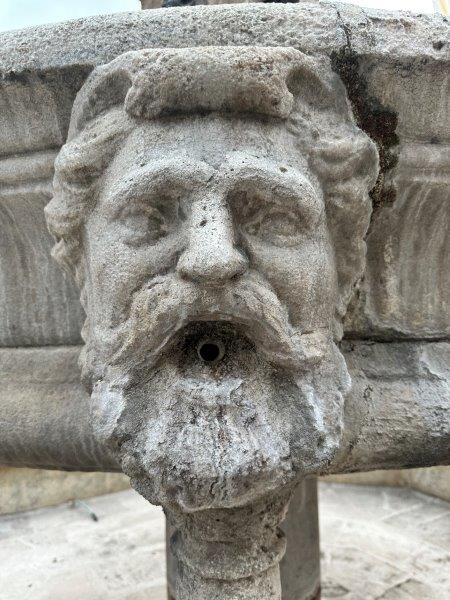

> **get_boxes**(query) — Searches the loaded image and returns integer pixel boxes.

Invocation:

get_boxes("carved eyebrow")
[224,158,323,217]
[105,158,215,211]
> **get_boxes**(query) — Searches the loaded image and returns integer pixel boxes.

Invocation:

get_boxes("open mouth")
[167,320,257,373]
[197,337,226,364]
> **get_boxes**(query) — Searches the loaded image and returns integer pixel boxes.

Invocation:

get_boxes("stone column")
[166,490,291,600]
[167,479,321,600]
[280,478,320,600]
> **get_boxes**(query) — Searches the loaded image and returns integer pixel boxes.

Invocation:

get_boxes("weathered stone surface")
[0,5,448,599]
[0,346,118,471]
[1,484,448,600]
[166,478,321,600]
[345,143,450,339]
[0,467,129,515]
[1,341,448,473]
[42,43,379,597]
[337,340,450,473]
[1,3,448,344]
[142,0,260,8]
[0,489,168,600]
[0,152,84,346]
[45,43,378,515]
[325,465,450,503]
[280,479,321,600]
[320,482,450,599]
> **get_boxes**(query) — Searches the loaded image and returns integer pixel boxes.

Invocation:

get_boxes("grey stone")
[0,467,129,515]
[1,3,449,345]
[326,465,450,503]
[280,478,321,600]
[167,478,321,600]
[1,341,448,473]
[44,44,378,598]
[0,151,84,346]
[0,346,118,471]
[0,4,449,599]
[320,483,450,599]
[141,0,260,8]
[345,143,450,339]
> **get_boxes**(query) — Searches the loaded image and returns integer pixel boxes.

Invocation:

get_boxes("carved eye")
[120,205,168,246]
[243,207,302,246]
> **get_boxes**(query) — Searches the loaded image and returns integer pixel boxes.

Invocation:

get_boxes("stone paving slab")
[319,484,450,599]
[0,482,448,599]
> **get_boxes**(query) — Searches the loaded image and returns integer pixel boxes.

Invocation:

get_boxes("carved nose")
[177,205,248,285]
[178,244,247,284]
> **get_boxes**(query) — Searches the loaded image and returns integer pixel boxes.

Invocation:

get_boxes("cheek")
[245,238,336,329]
[84,215,184,325]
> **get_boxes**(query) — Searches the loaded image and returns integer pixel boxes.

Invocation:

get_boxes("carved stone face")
[86,116,336,349]
[47,47,377,512]
[85,115,349,511]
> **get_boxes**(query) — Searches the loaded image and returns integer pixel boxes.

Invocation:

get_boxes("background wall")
[326,467,450,503]
[0,468,129,515]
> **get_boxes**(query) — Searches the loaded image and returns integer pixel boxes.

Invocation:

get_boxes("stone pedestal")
[280,478,320,600]
[166,491,290,600]
[167,479,320,600]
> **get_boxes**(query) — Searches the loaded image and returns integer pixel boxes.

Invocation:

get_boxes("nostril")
[197,338,225,364]
[177,244,248,284]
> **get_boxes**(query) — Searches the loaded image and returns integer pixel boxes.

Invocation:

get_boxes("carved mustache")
[108,271,329,375]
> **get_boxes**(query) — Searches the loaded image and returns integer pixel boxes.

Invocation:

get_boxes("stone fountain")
[0,3,448,599]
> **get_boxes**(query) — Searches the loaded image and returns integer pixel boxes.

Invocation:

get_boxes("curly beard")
[86,272,350,511]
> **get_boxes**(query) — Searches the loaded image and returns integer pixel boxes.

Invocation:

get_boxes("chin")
[91,322,348,511]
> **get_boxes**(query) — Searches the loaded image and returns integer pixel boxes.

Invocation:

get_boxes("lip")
[167,318,257,368]
[108,272,327,377]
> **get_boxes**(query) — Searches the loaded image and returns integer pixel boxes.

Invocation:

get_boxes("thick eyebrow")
[222,156,323,217]
[104,158,215,213]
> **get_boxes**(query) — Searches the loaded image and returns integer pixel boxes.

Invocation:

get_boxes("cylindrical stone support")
[280,478,321,600]
[166,490,292,600]
[166,480,320,600]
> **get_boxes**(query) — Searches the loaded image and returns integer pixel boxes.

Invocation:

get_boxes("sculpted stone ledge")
[1,341,448,473]
[1,3,448,349]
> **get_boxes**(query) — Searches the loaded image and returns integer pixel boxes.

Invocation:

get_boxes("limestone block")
[0,66,91,156]
[0,346,118,471]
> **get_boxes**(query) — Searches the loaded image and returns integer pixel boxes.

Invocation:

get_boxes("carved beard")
[87,272,350,511]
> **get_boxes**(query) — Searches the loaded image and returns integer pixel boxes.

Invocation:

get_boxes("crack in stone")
[331,5,400,225]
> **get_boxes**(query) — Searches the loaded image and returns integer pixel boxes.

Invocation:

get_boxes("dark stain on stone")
[331,48,399,217]
[432,40,445,51]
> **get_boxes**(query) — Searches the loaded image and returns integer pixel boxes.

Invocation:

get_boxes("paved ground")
[319,483,450,599]
[0,482,449,599]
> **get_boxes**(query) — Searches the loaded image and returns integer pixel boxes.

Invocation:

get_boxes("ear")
[310,135,379,186]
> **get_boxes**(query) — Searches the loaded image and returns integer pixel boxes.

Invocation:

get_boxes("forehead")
[111,114,307,174]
